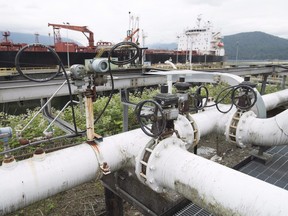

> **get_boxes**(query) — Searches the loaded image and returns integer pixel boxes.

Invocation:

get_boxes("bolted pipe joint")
[135,135,288,216]
[234,109,288,147]
[135,136,187,193]
[135,114,194,189]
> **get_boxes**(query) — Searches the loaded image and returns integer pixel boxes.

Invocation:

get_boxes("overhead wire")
[93,41,140,124]
[205,84,257,113]
[15,43,79,134]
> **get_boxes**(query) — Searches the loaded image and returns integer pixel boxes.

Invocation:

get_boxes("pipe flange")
[135,138,156,184]
[226,110,257,148]
[140,137,186,193]
[174,114,194,148]
[235,111,257,147]
[135,114,193,184]
[186,114,200,147]
[2,156,17,169]
[226,110,245,147]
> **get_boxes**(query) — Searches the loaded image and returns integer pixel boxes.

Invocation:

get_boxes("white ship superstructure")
[178,15,225,57]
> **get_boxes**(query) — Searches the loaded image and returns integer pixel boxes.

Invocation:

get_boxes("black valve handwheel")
[231,85,257,110]
[135,100,166,138]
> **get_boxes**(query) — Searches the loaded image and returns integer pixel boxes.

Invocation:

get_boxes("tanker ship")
[144,15,225,64]
[0,16,224,70]
[0,23,112,68]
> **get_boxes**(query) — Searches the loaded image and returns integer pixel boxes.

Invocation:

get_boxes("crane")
[125,13,140,43]
[48,23,95,48]
[124,28,139,42]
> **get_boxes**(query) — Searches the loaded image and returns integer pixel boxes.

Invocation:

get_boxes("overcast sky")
[1,0,288,46]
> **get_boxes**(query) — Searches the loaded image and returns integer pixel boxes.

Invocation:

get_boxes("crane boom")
[48,23,95,47]
[124,28,140,42]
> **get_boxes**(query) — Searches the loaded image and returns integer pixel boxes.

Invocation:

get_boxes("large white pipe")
[0,144,101,215]
[191,107,288,147]
[188,105,236,137]
[236,110,288,146]
[145,137,288,216]
[0,115,194,215]
[188,89,288,146]
[1,120,288,215]
[262,89,288,111]
[1,89,288,214]
[0,128,151,215]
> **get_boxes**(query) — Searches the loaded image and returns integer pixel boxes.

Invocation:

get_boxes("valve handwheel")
[135,100,166,138]
[232,85,257,110]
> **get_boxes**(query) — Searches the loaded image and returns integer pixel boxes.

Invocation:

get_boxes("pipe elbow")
[233,110,288,147]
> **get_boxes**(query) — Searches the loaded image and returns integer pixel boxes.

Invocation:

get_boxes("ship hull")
[0,50,224,69]
[0,51,97,68]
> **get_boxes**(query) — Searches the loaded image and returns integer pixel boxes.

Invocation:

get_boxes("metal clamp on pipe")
[89,142,111,175]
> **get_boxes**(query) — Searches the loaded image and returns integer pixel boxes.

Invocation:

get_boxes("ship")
[0,15,224,71]
[0,23,112,68]
[0,22,145,70]
[144,15,225,64]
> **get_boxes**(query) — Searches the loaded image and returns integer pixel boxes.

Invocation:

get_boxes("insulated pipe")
[188,105,236,137]
[0,129,152,215]
[0,118,192,215]
[188,89,288,143]
[145,137,288,216]
[1,120,288,215]
[190,106,288,147]
[0,144,101,215]
[262,88,288,111]
[236,110,288,146]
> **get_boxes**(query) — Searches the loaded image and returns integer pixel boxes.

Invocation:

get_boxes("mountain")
[223,31,288,60]
[0,32,52,45]
[0,31,77,45]
[147,32,288,60]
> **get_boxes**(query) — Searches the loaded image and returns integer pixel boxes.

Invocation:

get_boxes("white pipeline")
[236,110,288,146]
[146,137,288,216]
[0,144,101,215]
[262,88,288,111]
[191,107,288,147]
[188,105,236,137]
[0,116,194,215]
[189,89,288,146]
[1,122,288,215]
[0,128,155,215]
[1,89,288,215]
